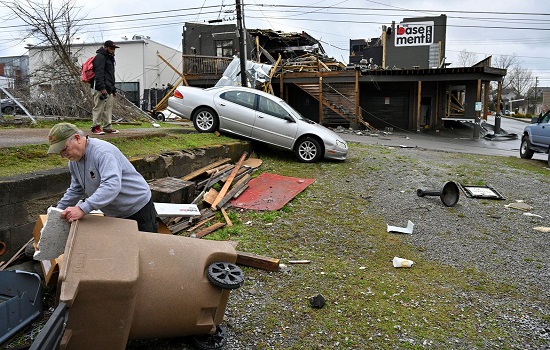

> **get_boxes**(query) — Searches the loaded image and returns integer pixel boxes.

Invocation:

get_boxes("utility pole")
[235,0,247,87]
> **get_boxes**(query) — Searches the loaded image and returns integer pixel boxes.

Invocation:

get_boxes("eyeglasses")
[59,137,73,156]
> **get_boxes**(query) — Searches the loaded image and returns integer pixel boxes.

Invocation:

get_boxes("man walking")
[91,40,120,135]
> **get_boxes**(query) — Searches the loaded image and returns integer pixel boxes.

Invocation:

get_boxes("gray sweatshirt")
[57,137,151,218]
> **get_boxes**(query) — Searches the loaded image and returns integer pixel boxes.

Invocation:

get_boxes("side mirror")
[284,115,295,123]
[531,117,540,124]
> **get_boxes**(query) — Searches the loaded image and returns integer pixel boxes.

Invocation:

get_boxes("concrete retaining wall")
[0,142,251,260]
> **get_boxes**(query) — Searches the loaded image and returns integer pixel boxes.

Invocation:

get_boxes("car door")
[531,111,550,146]
[214,90,257,137]
[251,94,298,149]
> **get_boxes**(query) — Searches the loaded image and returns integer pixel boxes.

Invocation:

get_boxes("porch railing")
[182,55,233,75]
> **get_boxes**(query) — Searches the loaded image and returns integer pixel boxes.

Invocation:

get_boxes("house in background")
[26,36,182,108]
[0,55,29,89]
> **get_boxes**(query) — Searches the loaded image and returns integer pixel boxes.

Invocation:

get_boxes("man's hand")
[100,89,108,95]
[61,206,85,222]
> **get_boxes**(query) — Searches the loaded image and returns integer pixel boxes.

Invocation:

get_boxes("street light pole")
[235,0,247,87]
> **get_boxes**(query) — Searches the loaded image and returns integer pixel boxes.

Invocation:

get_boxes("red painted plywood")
[231,173,315,211]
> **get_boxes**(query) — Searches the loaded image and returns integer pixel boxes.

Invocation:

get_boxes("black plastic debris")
[0,270,43,345]
[309,294,326,309]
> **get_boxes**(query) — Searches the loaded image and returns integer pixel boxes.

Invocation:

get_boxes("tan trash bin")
[58,215,242,350]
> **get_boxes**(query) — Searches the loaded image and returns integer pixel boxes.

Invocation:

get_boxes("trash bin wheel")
[207,262,244,290]
[191,325,227,350]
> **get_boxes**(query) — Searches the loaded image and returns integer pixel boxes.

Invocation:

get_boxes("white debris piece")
[33,207,70,261]
[387,220,414,234]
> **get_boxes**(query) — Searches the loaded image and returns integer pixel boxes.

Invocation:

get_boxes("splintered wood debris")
[149,152,286,271]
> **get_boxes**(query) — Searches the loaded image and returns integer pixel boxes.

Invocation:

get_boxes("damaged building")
[180,15,506,134]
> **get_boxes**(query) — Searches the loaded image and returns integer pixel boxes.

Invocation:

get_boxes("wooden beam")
[319,76,323,124]
[236,251,280,271]
[195,222,225,238]
[416,81,422,131]
[221,208,233,227]
[211,152,248,210]
[181,158,231,181]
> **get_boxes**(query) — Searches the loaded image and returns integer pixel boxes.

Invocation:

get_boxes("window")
[216,40,233,57]
[221,91,255,109]
[258,96,290,119]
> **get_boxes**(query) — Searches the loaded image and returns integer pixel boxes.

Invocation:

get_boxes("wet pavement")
[0,116,545,161]
[339,115,548,161]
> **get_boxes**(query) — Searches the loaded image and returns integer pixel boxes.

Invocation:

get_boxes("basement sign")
[395,21,434,47]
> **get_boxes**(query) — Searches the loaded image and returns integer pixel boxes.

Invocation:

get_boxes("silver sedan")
[167,86,348,163]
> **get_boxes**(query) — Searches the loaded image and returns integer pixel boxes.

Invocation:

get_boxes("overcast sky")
[1,0,549,86]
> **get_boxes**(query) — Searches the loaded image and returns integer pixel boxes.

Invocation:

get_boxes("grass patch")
[0,129,238,177]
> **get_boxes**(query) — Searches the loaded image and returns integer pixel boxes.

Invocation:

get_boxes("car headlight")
[336,139,347,149]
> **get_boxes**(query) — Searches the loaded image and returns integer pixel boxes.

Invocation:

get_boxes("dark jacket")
[93,47,116,94]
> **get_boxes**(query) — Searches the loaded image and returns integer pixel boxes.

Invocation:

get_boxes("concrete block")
[33,207,70,261]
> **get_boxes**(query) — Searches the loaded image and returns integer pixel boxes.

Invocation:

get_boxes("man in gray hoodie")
[47,122,158,232]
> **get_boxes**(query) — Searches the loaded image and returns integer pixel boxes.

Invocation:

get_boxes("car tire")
[295,136,322,163]
[547,149,550,168]
[3,106,14,115]
[193,107,219,133]
[153,111,165,121]
[520,136,534,159]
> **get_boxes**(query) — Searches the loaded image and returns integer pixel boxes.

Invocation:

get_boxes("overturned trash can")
[57,215,243,350]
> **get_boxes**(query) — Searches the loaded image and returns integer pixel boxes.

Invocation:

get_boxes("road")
[0,116,546,161]
[339,115,548,161]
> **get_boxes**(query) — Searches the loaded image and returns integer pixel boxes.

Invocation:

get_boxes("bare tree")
[0,0,97,117]
[508,65,533,97]
[2,0,84,80]
[456,50,479,67]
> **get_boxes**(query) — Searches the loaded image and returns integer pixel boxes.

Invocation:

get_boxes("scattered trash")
[416,181,460,207]
[392,256,414,268]
[504,202,533,211]
[523,212,543,218]
[533,226,550,233]
[309,294,326,308]
[387,220,414,234]
[457,183,505,200]
[288,260,311,264]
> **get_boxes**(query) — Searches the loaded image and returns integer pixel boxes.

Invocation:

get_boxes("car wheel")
[191,325,227,350]
[206,262,244,290]
[3,106,14,115]
[295,137,322,163]
[547,149,550,167]
[153,111,165,121]
[193,107,219,133]
[519,136,534,159]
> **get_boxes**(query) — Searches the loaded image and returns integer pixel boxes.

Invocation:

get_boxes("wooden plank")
[195,222,225,238]
[0,238,33,271]
[187,216,215,232]
[221,208,233,227]
[215,174,252,209]
[181,158,231,181]
[203,188,219,205]
[211,152,248,210]
[236,251,280,271]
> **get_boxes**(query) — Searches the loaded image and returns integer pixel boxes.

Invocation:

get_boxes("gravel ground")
[5,141,549,349]
[217,144,550,350]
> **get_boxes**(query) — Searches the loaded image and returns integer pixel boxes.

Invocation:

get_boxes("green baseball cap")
[47,123,79,154]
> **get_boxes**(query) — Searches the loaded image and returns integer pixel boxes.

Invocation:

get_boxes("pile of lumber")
[281,54,346,73]
[157,152,261,236]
